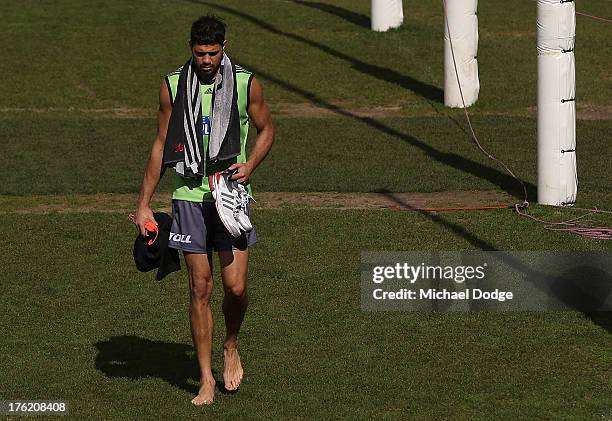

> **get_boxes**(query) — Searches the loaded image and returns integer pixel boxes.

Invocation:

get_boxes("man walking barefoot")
[133,15,274,405]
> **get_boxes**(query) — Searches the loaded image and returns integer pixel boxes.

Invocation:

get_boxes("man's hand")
[132,206,156,236]
[229,162,253,184]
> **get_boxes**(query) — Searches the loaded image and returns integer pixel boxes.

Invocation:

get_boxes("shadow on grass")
[94,335,233,395]
[291,1,370,29]
[380,190,612,333]
[183,0,443,103]
[585,312,612,333]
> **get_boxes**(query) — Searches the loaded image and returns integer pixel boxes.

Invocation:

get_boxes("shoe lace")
[236,183,255,213]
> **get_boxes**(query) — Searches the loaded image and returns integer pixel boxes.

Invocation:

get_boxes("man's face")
[191,42,226,81]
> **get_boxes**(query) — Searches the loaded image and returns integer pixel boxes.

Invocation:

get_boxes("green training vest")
[165,64,253,202]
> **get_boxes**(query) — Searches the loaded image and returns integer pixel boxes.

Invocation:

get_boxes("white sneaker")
[210,171,242,238]
[235,183,254,233]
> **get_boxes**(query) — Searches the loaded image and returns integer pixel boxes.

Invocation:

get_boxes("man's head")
[190,15,227,81]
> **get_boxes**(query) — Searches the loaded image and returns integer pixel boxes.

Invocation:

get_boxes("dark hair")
[190,15,226,46]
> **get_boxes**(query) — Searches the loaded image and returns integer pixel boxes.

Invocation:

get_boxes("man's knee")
[224,281,247,299]
[190,273,214,303]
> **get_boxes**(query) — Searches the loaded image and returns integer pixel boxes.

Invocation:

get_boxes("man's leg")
[184,251,216,405]
[219,249,249,391]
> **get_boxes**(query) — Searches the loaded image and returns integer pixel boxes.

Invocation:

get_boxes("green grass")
[1,210,611,419]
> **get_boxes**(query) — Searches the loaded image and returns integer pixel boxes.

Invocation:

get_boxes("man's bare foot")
[223,346,244,391]
[191,377,215,406]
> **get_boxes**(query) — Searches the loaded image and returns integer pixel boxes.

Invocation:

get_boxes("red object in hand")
[144,221,159,246]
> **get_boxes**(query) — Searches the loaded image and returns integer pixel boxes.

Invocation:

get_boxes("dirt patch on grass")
[0,191,516,214]
[576,104,612,121]
[502,31,535,38]
[275,101,409,118]
[98,107,154,118]
[1,102,610,120]
[0,193,166,215]
[0,107,155,118]
[531,104,612,121]
[0,102,415,119]
[258,191,515,210]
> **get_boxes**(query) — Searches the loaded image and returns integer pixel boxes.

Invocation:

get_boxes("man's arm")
[229,77,275,184]
[133,80,172,236]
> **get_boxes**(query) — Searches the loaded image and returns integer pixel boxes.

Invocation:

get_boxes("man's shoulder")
[234,64,252,77]
[166,65,183,80]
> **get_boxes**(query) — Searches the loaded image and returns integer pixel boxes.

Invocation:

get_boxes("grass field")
[1,0,611,419]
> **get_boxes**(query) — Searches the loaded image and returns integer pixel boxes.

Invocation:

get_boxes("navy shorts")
[168,200,257,253]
